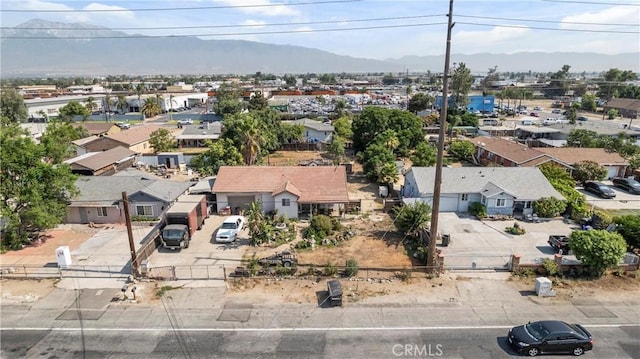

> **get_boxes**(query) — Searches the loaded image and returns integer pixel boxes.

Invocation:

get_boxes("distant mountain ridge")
[1,19,637,77]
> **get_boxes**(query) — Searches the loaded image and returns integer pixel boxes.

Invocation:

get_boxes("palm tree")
[155,93,164,112]
[135,83,145,120]
[168,94,175,122]
[238,116,262,165]
[85,96,97,113]
[116,95,129,114]
[141,97,161,118]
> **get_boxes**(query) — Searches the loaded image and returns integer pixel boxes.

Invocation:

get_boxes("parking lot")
[146,214,249,285]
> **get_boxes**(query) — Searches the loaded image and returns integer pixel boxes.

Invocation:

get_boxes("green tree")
[407,93,432,114]
[190,138,243,176]
[326,135,346,163]
[248,91,269,111]
[141,97,161,118]
[569,230,626,277]
[40,121,84,164]
[85,96,97,113]
[450,62,473,109]
[597,68,637,99]
[332,98,348,117]
[480,66,500,93]
[135,83,145,120]
[532,197,567,218]
[539,163,588,220]
[1,89,29,124]
[359,143,397,184]
[613,215,640,249]
[581,93,597,111]
[566,129,598,147]
[278,123,304,145]
[410,141,437,167]
[543,65,571,98]
[572,160,607,183]
[58,100,90,122]
[0,122,78,250]
[332,117,353,139]
[566,102,580,124]
[393,201,431,238]
[116,95,129,114]
[149,128,175,153]
[447,140,474,161]
[352,107,423,156]
[214,83,245,117]
[628,154,640,173]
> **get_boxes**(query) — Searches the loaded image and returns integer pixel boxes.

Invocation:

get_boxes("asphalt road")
[2,325,637,358]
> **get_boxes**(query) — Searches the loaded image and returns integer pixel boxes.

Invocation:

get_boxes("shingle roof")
[537,147,628,165]
[68,146,137,171]
[605,98,640,111]
[70,176,192,206]
[406,167,564,201]
[79,123,118,135]
[106,124,160,146]
[213,166,349,203]
[471,136,548,165]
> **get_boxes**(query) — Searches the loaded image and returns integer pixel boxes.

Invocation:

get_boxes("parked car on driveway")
[584,181,616,199]
[215,215,245,243]
[507,320,593,357]
[577,116,588,122]
[611,177,640,194]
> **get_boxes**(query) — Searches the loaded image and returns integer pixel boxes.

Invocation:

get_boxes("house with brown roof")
[604,98,640,119]
[75,124,160,154]
[212,166,350,219]
[471,137,556,167]
[78,123,121,136]
[536,147,628,179]
[63,146,138,176]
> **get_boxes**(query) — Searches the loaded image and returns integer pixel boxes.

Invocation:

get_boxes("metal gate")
[443,254,512,271]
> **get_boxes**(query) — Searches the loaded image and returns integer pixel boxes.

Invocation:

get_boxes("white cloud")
[83,3,135,20]
[213,0,300,17]
[454,26,531,52]
[560,6,640,31]
[240,19,267,28]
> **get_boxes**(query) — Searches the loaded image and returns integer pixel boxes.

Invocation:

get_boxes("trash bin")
[442,234,451,247]
[327,280,343,307]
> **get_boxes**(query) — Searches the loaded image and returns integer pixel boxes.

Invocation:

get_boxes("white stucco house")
[293,118,335,143]
[212,166,350,219]
[402,167,564,216]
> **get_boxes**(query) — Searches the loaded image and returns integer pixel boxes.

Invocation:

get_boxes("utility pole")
[122,192,138,276]
[427,0,455,273]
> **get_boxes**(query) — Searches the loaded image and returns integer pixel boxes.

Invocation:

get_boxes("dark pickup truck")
[548,235,570,255]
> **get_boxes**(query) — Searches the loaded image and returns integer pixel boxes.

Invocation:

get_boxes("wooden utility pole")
[122,192,138,275]
[427,0,455,273]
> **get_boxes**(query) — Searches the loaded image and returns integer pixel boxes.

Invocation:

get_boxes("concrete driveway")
[146,215,249,285]
[578,181,640,210]
[436,213,575,269]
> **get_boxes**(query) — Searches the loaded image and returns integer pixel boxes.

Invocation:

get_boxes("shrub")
[274,264,296,276]
[305,214,334,240]
[570,230,627,277]
[505,222,526,235]
[344,258,359,277]
[323,260,339,276]
[395,267,412,281]
[591,210,613,230]
[542,258,560,276]
[514,268,536,277]
[532,197,567,218]
[469,202,486,218]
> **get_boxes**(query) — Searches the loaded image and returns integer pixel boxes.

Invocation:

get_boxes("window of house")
[481,197,486,204]
[488,152,494,160]
[97,207,108,217]
[136,205,153,216]
[461,193,469,201]
[524,201,532,209]
[282,199,291,207]
[496,199,506,207]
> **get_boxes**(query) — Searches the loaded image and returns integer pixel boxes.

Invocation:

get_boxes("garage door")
[606,166,618,179]
[228,196,255,211]
[439,195,459,212]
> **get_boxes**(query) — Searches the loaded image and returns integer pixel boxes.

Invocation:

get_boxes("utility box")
[378,186,388,198]
[535,277,555,297]
[55,246,72,268]
[140,260,150,275]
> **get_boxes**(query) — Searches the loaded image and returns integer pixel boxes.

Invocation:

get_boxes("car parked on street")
[177,119,193,125]
[584,181,616,199]
[611,177,640,194]
[552,109,562,114]
[214,215,245,243]
[508,320,593,357]
[577,116,588,122]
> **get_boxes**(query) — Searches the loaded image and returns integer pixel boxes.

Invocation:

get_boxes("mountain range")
[1,19,638,77]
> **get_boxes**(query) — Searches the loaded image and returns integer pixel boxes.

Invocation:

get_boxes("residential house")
[402,167,564,216]
[74,124,160,154]
[67,176,193,224]
[292,118,334,143]
[212,166,350,219]
[63,146,138,176]
[78,123,121,136]
[176,122,222,148]
[604,98,640,119]
[536,147,628,179]
[546,122,640,145]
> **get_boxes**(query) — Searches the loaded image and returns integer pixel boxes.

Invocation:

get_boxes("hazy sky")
[2,0,639,60]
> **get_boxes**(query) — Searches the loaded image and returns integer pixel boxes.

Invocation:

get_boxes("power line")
[0,0,362,13]
[1,14,446,31]
[457,22,639,34]
[1,22,449,39]
[456,14,639,27]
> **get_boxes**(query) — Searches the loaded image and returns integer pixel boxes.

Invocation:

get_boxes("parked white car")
[177,119,193,125]
[215,215,245,243]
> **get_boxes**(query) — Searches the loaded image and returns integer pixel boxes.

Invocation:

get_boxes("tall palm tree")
[116,95,129,114]
[85,96,97,113]
[135,83,145,120]
[141,97,161,118]
[238,116,262,165]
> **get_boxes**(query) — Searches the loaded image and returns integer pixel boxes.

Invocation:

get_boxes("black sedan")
[508,320,593,356]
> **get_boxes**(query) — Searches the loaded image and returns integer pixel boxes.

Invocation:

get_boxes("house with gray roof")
[63,146,137,176]
[66,176,193,224]
[292,118,334,143]
[402,167,564,216]
[176,122,222,148]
